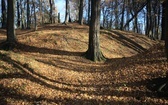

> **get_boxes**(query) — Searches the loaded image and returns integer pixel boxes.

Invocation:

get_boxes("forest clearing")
[0,23,168,105]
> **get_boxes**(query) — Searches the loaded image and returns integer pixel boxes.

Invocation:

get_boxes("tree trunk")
[85,0,106,62]
[114,0,119,29]
[88,0,91,24]
[49,0,53,23]
[1,0,7,29]
[124,1,148,30]
[64,0,70,24]
[146,0,152,38]
[27,0,31,29]
[7,0,16,42]
[165,0,168,60]
[33,0,37,31]
[161,2,166,40]
[79,0,84,25]
[20,0,26,29]
[17,0,21,28]
[120,0,125,30]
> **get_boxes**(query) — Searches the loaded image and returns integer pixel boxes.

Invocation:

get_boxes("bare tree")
[1,0,7,28]
[85,0,106,62]
[64,0,70,24]
[164,0,168,60]
[0,0,17,50]
[79,0,84,25]
[27,0,31,29]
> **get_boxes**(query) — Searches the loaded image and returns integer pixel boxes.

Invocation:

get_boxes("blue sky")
[55,0,65,22]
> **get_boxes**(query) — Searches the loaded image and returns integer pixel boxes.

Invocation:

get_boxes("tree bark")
[32,0,37,31]
[161,2,166,40]
[79,0,84,25]
[0,0,18,50]
[165,0,168,60]
[1,0,7,29]
[49,0,53,23]
[27,0,31,29]
[17,0,21,28]
[88,0,91,24]
[85,0,106,62]
[7,0,16,43]
[64,0,70,24]
[120,0,125,30]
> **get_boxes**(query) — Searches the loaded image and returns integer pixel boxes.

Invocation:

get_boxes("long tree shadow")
[15,42,84,56]
[0,52,166,104]
[101,30,147,53]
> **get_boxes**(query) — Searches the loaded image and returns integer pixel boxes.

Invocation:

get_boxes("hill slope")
[0,23,167,105]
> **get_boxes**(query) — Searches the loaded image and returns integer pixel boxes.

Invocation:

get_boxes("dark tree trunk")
[64,0,70,24]
[1,0,7,29]
[120,0,125,30]
[165,0,168,60]
[27,0,31,29]
[161,2,166,40]
[88,0,91,24]
[85,0,106,62]
[33,0,37,31]
[124,1,148,30]
[17,0,21,28]
[7,0,16,42]
[79,0,84,25]
[0,0,17,50]
[114,0,119,29]
[49,0,53,23]
[146,0,152,38]
[58,13,61,23]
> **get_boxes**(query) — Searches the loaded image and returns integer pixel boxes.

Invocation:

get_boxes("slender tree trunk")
[165,0,168,60]
[1,0,7,29]
[27,0,30,29]
[88,0,91,24]
[120,0,125,30]
[49,0,53,23]
[20,0,26,29]
[114,0,119,29]
[85,0,106,62]
[124,1,148,29]
[161,2,166,40]
[7,0,16,43]
[79,0,84,25]
[64,0,69,24]
[58,13,61,23]
[32,0,37,31]
[17,0,21,28]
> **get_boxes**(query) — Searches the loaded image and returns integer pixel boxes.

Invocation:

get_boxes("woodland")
[0,0,168,104]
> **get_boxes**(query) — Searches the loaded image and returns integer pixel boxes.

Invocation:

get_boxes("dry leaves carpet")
[0,23,167,105]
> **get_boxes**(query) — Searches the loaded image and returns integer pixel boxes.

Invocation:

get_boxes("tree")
[85,0,106,62]
[165,0,168,60]
[64,0,70,24]
[1,0,7,28]
[161,1,166,40]
[79,0,84,25]
[32,0,37,30]
[88,0,91,24]
[7,0,16,42]
[49,0,53,23]
[0,0,17,50]
[17,0,21,28]
[27,0,31,29]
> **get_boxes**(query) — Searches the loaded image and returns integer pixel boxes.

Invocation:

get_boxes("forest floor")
[0,23,168,105]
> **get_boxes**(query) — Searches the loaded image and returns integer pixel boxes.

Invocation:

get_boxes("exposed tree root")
[84,50,106,62]
[0,41,17,51]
